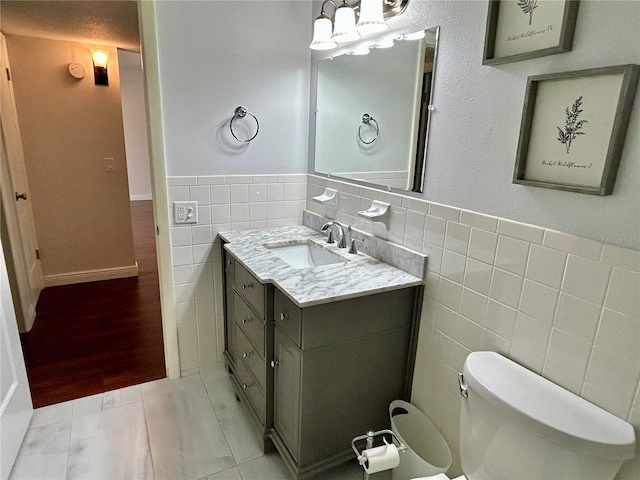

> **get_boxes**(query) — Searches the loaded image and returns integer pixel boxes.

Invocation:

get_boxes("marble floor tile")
[218,398,265,465]
[9,421,71,480]
[201,366,235,402]
[325,460,370,480]
[103,384,142,409]
[73,384,142,417]
[205,466,243,480]
[237,453,295,480]
[202,365,265,464]
[67,422,153,480]
[141,372,203,399]
[29,400,74,428]
[145,382,235,480]
[9,370,374,480]
[202,370,241,422]
[70,401,146,441]
[73,393,105,418]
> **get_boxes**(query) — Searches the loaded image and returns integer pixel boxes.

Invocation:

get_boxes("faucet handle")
[348,237,364,254]
[321,222,335,244]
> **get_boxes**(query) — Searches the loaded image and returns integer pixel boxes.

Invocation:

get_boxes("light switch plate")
[173,201,198,224]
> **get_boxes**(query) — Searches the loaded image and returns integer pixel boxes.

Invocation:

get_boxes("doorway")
[0,1,170,407]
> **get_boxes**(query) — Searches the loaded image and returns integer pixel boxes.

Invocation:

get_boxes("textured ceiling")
[0,1,140,52]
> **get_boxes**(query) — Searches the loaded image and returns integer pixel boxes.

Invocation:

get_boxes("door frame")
[138,1,179,378]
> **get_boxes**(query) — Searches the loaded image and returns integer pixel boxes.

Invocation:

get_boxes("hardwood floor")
[20,201,166,408]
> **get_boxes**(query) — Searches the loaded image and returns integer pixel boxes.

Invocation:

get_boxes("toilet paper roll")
[362,444,400,474]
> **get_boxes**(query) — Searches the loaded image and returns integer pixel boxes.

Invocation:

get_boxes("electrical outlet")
[105,157,114,172]
[173,201,198,224]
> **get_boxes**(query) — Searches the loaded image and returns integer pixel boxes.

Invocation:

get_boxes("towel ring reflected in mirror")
[358,113,379,145]
[229,106,260,142]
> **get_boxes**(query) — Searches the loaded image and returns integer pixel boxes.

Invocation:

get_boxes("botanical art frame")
[513,64,639,195]
[483,0,580,65]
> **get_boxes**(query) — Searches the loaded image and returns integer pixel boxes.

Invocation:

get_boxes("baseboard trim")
[44,263,139,287]
[130,194,153,201]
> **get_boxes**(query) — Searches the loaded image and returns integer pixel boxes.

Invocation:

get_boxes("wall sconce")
[310,0,409,51]
[90,49,109,86]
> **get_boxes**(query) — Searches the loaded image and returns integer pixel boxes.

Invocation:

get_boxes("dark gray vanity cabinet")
[270,287,417,478]
[222,249,274,451]
[222,245,420,479]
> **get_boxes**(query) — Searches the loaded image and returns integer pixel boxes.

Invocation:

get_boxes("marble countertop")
[219,226,422,308]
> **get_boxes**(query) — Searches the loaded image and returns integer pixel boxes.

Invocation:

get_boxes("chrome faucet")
[321,221,348,248]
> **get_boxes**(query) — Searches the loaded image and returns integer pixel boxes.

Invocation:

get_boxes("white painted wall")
[311,0,640,249]
[153,1,312,177]
[118,49,152,201]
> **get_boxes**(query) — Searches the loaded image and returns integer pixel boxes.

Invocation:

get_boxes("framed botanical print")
[483,0,580,65]
[513,64,639,195]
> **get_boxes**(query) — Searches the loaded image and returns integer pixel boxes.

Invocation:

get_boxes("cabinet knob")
[227,260,232,266]
[242,383,250,390]
[242,351,251,358]
[270,360,279,368]
[242,283,252,290]
[279,312,289,321]
[241,318,249,325]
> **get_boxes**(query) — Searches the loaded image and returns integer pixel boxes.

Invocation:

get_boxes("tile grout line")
[141,395,158,480]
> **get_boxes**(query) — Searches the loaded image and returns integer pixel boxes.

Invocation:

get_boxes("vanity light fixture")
[310,0,409,50]
[90,48,109,86]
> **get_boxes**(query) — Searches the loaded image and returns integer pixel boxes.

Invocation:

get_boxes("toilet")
[400,351,636,480]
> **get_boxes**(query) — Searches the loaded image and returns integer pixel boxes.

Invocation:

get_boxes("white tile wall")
[167,174,306,375]
[306,174,640,478]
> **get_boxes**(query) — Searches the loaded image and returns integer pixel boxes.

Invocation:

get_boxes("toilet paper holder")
[351,428,407,467]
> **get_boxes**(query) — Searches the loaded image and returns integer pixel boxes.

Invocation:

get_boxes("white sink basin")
[264,241,346,269]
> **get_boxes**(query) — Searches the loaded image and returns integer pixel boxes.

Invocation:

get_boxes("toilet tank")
[460,352,635,480]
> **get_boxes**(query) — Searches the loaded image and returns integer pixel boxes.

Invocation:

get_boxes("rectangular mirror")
[313,27,439,193]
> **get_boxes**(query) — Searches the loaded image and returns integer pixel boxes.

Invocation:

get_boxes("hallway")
[20,201,165,408]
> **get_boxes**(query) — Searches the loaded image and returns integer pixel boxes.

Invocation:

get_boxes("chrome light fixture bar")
[310,0,410,51]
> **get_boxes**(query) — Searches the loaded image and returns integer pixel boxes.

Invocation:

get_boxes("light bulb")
[332,3,360,43]
[310,15,337,50]
[356,0,387,35]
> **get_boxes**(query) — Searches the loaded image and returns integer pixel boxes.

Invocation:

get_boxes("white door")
[0,33,43,332]
[0,237,33,480]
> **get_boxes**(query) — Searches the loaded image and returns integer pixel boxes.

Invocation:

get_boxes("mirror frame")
[311,26,440,194]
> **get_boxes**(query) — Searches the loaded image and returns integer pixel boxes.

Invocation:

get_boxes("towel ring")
[229,106,259,142]
[358,113,378,145]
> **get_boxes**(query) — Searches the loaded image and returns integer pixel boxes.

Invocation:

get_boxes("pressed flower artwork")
[483,0,579,65]
[556,96,588,155]
[514,65,639,195]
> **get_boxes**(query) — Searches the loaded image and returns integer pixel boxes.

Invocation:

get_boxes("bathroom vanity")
[219,223,424,478]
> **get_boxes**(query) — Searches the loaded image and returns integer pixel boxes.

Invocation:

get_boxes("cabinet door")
[273,327,301,462]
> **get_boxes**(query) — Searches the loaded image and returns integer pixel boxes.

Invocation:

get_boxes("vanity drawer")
[236,358,266,425]
[234,292,265,357]
[234,262,265,315]
[274,288,302,347]
[235,322,266,392]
